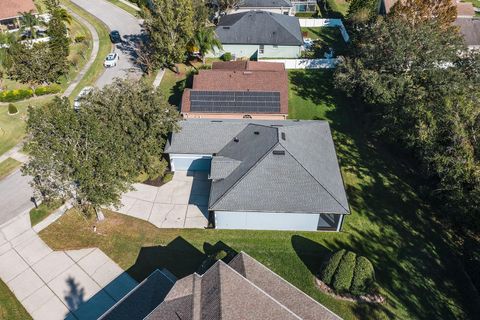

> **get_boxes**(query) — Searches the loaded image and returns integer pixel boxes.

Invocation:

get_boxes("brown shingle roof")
[146,252,342,320]
[0,0,37,21]
[181,61,288,115]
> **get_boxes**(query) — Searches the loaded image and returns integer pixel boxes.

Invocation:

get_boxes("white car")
[104,53,119,67]
[73,86,94,111]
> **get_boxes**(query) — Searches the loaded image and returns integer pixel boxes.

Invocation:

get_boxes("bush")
[34,85,61,96]
[320,249,345,285]
[332,251,356,293]
[74,35,86,43]
[8,103,18,114]
[221,52,232,61]
[350,256,375,296]
[162,172,174,184]
[0,89,34,102]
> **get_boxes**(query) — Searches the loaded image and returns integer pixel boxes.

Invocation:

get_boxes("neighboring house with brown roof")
[100,252,343,320]
[181,61,289,120]
[0,0,37,31]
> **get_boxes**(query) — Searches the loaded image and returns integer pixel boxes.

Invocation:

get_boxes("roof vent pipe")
[254,131,260,135]
[234,137,239,142]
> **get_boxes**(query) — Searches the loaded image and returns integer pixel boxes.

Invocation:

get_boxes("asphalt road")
[0,170,34,226]
[71,0,143,88]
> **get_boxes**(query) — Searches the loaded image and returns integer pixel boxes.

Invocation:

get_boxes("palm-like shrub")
[191,27,222,64]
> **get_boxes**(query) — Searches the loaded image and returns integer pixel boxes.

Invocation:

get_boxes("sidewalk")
[0,209,137,320]
[62,7,101,98]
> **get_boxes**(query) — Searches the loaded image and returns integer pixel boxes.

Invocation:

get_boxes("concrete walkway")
[0,211,137,320]
[117,171,210,228]
[62,8,101,98]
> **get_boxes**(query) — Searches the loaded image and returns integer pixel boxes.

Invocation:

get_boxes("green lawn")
[0,158,21,180]
[0,96,54,157]
[40,69,480,320]
[320,0,350,18]
[302,27,349,57]
[0,279,31,320]
[30,199,64,227]
[106,0,141,17]
[61,0,113,100]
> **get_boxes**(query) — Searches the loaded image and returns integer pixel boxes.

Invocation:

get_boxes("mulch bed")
[314,277,385,304]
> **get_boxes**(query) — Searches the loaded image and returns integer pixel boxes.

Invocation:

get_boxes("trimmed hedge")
[0,85,61,102]
[332,251,356,293]
[34,85,61,96]
[320,249,376,296]
[351,256,375,296]
[8,103,18,114]
[0,89,33,102]
[320,249,345,285]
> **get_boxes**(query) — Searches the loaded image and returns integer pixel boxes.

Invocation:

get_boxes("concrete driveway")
[0,170,34,226]
[71,0,143,88]
[117,172,210,228]
[0,213,137,320]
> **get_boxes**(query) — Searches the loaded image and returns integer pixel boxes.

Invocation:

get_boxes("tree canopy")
[334,16,480,229]
[143,0,195,70]
[23,80,180,216]
[390,0,457,28]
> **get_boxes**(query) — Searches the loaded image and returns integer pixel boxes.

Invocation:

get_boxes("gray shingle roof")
[239,0,292,8]
[216,11,303,46]
[165,119,349,215]
[100,269,176,320]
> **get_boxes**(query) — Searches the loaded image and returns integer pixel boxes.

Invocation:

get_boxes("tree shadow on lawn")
[126,236,237,282]
[291,70,480,319]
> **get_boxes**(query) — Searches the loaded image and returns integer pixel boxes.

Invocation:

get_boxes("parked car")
[73,86,94,111]
[109,30,121,44]
[104,53,119,67]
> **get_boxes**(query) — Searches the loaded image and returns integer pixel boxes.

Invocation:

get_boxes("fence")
[259,58,340,69]
[298,18,350,42]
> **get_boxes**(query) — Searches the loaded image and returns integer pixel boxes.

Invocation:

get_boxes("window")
[259,45,265,54]
[273,45,278,49]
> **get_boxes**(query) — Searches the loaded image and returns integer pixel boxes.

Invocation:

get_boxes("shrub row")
[0,85,61,102]
[0,89,33,102]
[320,250,376,296]
[332,251,356,293]
[350,256,375,296]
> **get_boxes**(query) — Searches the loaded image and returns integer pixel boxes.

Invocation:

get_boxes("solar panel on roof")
[189,91,281,114]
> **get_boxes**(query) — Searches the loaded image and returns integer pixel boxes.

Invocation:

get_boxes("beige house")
[0,0,38,31]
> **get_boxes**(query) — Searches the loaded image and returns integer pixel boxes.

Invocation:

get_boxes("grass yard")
[29,199,64,227]
[0,279,32,320]
[302,27,349,57]
[320,0,350,18]
[40,69,480,320]
[61,0,113,100]
[106,0,141,17]
[159,60,217,107]
[0,96,54,157]
[0,158,21,180]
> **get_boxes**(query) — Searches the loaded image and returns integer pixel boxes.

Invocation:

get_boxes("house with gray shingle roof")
[100,252,342,320]
[165,119,350,232]
[212,10,303,59]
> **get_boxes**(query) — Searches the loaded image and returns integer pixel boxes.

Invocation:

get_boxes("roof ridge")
[216,259,303,320]
[237,252,343,319]
[209,128,280,209]
[268,12,300,44]
[279,139,349,213]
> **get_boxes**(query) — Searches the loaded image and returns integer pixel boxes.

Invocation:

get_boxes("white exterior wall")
[215,211,321,231]
[209,44,301,59]
[261,45,302,58]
